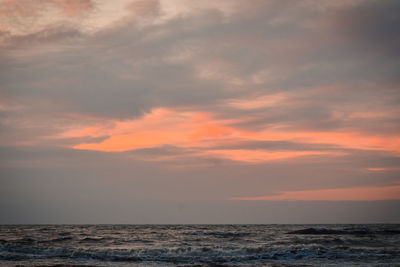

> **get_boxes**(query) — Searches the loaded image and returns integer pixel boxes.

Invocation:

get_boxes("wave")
[1,225,399,266]
[1,243,397,264]
[287,227,400,235]
[57,231,72,236]
[79,237,111,243]
[184,231,250,238]
[0,236,73,245]
[40,237,73,243]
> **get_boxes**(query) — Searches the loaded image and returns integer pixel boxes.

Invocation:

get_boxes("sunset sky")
[1,0,399,223]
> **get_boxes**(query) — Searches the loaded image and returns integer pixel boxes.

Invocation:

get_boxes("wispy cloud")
[47,105,399,163]
[231,184,400,201]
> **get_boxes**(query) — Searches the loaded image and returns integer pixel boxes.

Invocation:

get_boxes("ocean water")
[0,224,399,266]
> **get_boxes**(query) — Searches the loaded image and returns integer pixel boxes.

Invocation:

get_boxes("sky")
[0,0,399,224]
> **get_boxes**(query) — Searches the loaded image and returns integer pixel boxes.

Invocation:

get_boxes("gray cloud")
[1,0,400,223]
[1,144,400,223]
[0,0,397,127]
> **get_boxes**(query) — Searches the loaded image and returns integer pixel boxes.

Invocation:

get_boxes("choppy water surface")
[0,224,399,266]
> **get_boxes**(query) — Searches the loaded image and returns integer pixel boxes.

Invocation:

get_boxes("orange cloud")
[70,108,237,152]
[226,93,289,110]
[203,149,343,163]
[230,185,400,201]
[189,124,234,141]
[366,167,400,172]
[57,107,400,162]
[50,0,92,16]
[241,130,400,155]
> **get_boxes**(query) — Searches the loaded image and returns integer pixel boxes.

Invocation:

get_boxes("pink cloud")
[226,93,289,110]
[366,167,400,172]
[0,0,92,17]
[52,106,400,163]
[50,0,93,16]
[203,149,343,163]
[126,0,159,17]
[230,185,400,201]
[0,0,93,38]
[241,130,400,155]
[70,108,238,152]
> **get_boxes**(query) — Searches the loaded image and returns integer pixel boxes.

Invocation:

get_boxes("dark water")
[0,224,399,266]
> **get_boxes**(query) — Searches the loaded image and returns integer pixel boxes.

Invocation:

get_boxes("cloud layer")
[1,0,399,222]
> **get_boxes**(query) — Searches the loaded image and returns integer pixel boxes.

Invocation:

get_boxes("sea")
[0,224,399,266]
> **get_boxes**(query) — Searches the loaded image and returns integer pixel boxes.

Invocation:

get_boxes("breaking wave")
[0,224,399,266]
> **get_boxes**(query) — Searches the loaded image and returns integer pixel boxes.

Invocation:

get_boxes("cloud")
[65,108,235,152]
[127,0,159,17]
[231,184,400,201]
[331,0,400,58]
[0,0,92,17]
[0,0,93,37]
[203,149,343,164]
[225,93,289,110]
[366,167,400,172]
[1,0,400,222]
[1,0,399,121]
[39,104,398,165]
